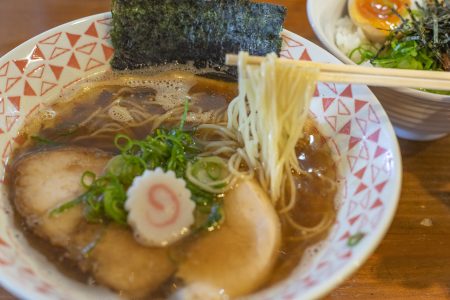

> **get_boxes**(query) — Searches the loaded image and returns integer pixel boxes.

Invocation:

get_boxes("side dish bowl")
[0,13,401,300]
[307,0,450,141]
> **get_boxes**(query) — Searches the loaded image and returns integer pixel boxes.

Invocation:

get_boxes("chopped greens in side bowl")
[349,0,450,95]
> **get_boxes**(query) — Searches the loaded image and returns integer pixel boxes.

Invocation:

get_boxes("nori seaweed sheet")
[110,0,287,71]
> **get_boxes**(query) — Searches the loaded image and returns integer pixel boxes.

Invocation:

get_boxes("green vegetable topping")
[31,136,59,146]
[51,101,228,232]
[349,1,450,95]
[373,1,450,71]
[30,122,79,147]
[187,156,231,193]
[347,232,366,247]
[372,39,439,70]
[349,45,378,65]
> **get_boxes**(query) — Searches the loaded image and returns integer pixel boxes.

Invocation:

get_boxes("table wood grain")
[1,1,449,299]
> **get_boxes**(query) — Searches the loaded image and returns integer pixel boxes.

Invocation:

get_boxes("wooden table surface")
[1,0,449,299]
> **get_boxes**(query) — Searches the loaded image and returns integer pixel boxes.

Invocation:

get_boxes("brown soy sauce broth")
[267,127,337,286]
[14,70,237,156]
[9,68,337,299]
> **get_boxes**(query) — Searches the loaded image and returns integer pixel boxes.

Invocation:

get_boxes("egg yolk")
[355,0,410,31]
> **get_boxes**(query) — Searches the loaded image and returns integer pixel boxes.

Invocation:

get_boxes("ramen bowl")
[0,13,401,300]
[307,0,450,141]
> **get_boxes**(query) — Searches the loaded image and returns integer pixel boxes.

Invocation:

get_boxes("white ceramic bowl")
[0,13,401,300]
[307,0,450,141]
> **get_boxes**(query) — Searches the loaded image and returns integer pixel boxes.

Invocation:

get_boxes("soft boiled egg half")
[348,0,413,42]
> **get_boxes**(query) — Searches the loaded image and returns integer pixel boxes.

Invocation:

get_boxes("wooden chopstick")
[225,54,450,91]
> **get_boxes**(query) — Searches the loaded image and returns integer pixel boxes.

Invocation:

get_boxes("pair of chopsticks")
[225,54,450,91]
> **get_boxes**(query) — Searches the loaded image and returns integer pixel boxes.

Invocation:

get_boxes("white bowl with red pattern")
[0,13,401,300]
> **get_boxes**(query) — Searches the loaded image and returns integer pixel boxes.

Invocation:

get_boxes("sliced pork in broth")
[178,180,281,297]
[72,223,176,298]
[13,148,111,248]
[12,148,176,297]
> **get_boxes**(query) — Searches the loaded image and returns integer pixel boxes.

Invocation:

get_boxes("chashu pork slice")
[72,223,176,298]
[13,147,176,298]
[177,179,282,298]
[13,147,111,248]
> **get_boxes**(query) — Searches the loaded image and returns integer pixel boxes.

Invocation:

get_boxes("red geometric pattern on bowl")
[0,13,401,300]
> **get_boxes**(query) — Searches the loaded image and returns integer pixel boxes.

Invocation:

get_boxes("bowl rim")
[279,29,403,300]
[0,12,403,300]
[306,0,450,103]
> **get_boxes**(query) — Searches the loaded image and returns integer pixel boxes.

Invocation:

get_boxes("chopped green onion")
[192,156,229,181]
[49,196,83,217]
[103,180,127,225]
[50,99,225,232]
[31,136,59,146]
[347,232,366,247]
[188,156,231,194]
[114,134,134,152]
[81,171,96,189]
[348,45,377,65]
[179,97,189,130]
